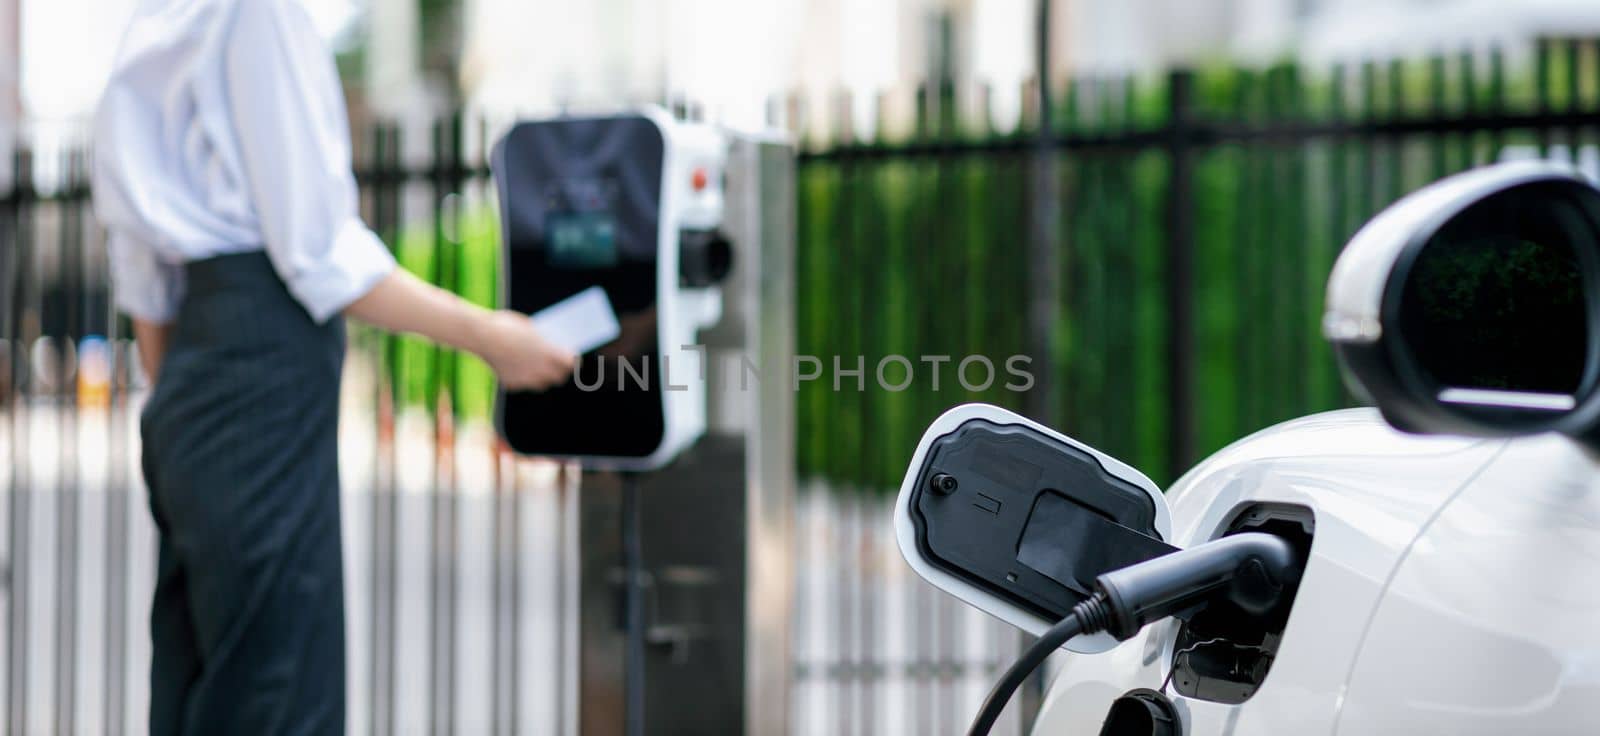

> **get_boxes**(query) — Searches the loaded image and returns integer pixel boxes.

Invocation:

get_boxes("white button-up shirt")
[93,0,395,324]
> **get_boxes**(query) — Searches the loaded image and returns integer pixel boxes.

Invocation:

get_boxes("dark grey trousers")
[140,251,346,735]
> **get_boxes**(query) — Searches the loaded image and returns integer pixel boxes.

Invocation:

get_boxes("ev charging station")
[493,110,795,735]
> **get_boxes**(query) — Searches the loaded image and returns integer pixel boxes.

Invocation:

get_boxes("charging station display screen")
[494,115,668,460]
[546,212,619,269]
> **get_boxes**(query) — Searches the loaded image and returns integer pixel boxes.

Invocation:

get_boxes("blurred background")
[8,0,1600,734]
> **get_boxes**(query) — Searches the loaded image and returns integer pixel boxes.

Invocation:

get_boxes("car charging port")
[967,528,1302,735]
[1167,503,1314,704]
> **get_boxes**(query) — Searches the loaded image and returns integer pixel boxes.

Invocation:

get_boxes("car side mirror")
[893,404,1173,654]
[1325,161,1600,440]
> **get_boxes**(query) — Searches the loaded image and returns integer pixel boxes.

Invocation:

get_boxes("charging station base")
[576,439,749,734]
[563,134,795,735]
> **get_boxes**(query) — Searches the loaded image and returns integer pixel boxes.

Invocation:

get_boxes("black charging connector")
[966,532,1304,736]
[1094,532,1298,641]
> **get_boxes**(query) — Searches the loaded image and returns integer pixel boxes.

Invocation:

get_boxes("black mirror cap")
[1325,161,1600,441]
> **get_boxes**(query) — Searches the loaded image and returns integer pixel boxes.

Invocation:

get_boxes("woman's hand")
[132,318,174,384]
[345,269,576,391]
[475,310,577,391]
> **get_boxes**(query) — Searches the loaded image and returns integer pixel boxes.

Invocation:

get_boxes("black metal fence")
[0,117,581,735]
[1,146,131,736]
[794,38,1600,487]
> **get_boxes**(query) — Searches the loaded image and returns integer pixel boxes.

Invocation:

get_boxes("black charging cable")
[966,532,1301,736]
[967,597,1101,736]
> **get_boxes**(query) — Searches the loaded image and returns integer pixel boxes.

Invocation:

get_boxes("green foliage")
[797,44,1587,489]
[362,206,501,420]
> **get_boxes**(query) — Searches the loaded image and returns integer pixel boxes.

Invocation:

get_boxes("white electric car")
[896,160,1600,735]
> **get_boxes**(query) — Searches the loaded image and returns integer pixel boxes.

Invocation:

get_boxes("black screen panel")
[495,115,669,459]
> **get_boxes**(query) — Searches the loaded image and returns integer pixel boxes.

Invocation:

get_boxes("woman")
[93,0,575,733]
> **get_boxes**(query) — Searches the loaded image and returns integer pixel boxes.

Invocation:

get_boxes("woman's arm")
[132,319,174,383]
[105,233,184,385]
[214,1,570,392]
[133,272,574,391]
[344,268,575,391]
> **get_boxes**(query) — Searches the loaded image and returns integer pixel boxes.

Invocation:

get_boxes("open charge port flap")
[1169,503,1314,704]
[909,419,1171,620]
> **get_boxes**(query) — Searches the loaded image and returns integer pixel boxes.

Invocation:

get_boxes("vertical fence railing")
[2,140,141,736]
[362,119,403,736]
[3,147,31,736]
[1163,70,1198,479]
[426,113,461,736]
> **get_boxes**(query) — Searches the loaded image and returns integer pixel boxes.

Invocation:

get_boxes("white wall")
[463,0,814,131]
[30,0,1600,154]
[972,0,1031,132]
[1300,0,1600,65]
[1059,0,1600,72]
[459,0,1046,138]
[15,0,362,152]
[2,0,17,187]
[19,0,134,131]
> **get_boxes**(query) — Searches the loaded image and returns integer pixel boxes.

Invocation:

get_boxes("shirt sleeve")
[222,0,394,324]
[107,230,186,323]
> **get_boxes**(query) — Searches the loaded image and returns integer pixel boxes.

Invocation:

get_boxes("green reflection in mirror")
[1399,183,1590,398]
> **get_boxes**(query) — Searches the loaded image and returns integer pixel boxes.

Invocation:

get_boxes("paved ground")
[0,392,1023,735]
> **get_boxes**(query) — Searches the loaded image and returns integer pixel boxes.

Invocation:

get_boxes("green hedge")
[359,207,502,420]
[796,47,1595,487]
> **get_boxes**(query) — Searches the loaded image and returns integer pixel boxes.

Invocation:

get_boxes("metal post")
[104,174,130,736]
[0,0,16,195]
[368,121,403,736]
[1025,0,1060,428]
[736,137,797,736]
[619,473,645,736]
[6,147,32,736]
[1021,1,1061,729]
[53,146,83,736]
[1165,70,1197,481]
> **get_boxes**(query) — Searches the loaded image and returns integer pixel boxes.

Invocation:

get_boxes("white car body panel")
[1027,408,1600,734]
[1335,432,1600,734]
